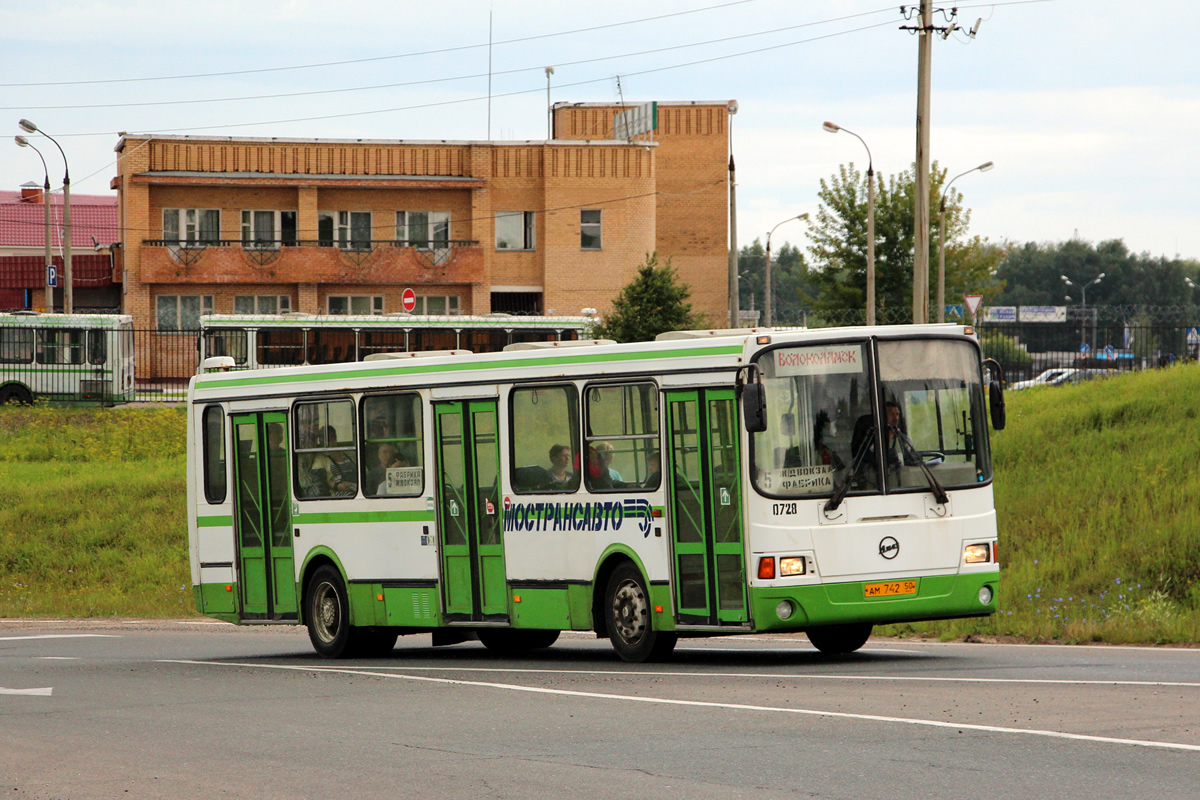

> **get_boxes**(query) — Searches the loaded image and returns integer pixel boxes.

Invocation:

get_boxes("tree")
[739,239,816,325]
[805,161,1004,320]
[593,252,703,343]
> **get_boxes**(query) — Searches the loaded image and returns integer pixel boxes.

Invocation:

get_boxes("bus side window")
[293,399,358,499]
[202,405,227,503]
[509,384,580,494]
[361,393,424,498]
[584,382,660,491]
[0,328,34,363]
[88,331,107,365]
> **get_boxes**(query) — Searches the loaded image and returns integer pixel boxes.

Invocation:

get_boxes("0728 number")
[772,503,798,516]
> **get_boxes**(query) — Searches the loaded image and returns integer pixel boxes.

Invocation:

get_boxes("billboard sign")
[1019,306,1067,323]
[982,306,1017,323]
[613,102,658,139]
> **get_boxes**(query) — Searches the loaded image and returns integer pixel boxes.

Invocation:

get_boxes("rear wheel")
[0,384,32,405]
[478,628,560,655]
[806,623,872,655]
[605,563,677,663]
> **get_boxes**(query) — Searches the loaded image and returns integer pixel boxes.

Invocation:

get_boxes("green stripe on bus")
[294,509,437,525]
[197,515,233,527]
[197,344,744,389]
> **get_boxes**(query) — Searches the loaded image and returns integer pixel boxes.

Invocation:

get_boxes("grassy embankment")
[1,365,1199,643]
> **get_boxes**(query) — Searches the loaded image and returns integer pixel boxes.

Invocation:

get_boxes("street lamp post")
[823,121,875,324]
[15,136,54,312]
[1061,272,1105,352]
[764,213,807,327]
[19,119,72,314]
[938,161,993,322]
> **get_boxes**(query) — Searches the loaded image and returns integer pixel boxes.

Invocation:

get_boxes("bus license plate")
[864,580,917,598]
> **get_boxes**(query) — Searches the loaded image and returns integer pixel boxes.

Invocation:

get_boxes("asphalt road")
[2,620,1198,799]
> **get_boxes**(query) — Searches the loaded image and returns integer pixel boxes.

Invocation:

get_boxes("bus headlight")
[978,585,994,605]
[779,557,807,576]
[964,544,990,564]
[776,600,795,620]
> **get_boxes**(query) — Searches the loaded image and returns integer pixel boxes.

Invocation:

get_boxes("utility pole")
[912,1,933,325]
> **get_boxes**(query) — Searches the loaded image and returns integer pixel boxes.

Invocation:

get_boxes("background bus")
[186,325,1003,662]
[0,312,135,405]
[198,313,594,370]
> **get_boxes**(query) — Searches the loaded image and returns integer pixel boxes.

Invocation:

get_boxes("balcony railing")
[142,239,478,267]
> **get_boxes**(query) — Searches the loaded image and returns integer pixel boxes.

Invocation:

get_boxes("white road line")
[313,665,1200,689]
[162,660,1200,753]
[0,634,120,642]
[0,687,53,696]
[38,656,79,661]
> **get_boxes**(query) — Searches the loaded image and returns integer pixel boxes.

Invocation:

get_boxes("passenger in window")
[325,426,358,496]
[366,442,399,495]
[642,450,661,489]
[548,444,573,484]
[368,414,392,440]
[593,441,623,483]
[300,455,334,497]
[583,446,614,490]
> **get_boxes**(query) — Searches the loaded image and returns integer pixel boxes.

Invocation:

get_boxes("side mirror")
[742,382,767,433]
[989,380,1006,430]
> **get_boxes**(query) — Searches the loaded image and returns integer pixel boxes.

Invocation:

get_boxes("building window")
[495,211,535,250]
[163,208,220,245]
[234,295,291,315]
[328,295,384,315]
[580,209,602,250]
[241,210,297,248]
[318,211,372,250]
[396,211,450,250]
[490,292,542,315]
[157,295,214,330]
[409,295,460,316]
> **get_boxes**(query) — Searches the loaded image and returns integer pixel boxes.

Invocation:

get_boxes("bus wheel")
[806,623,872,655]
[305,565,354,658]
[605,563,677,663]
[478,628,560,655]
[0,385,32,405]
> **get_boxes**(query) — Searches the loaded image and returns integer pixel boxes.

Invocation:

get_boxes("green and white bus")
[198,313,594,370]
[0,313,135,405]
[186,324,1005,662]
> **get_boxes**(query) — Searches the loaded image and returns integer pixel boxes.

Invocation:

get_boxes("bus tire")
[604,563,677,663]
[806,623,872,655]
[0,384,32,405]
[478,628,560,655]
[305,565,355,658]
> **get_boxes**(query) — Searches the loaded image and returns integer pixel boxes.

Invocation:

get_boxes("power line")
[3,11,898,112]
[49,19,901,139]
[0,0,759,88]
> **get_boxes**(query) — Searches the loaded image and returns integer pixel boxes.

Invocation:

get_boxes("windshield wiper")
[824,432,875,514]
[891,425,949,505]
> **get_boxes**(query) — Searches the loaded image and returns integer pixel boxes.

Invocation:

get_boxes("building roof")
[0,190,118,248]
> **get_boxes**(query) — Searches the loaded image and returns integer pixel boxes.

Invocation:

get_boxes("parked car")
[1009,368,1079,390]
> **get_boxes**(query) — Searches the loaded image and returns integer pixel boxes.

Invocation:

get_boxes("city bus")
[0,312,135,405]
[185,323,1006,662]
[197,313,594,370]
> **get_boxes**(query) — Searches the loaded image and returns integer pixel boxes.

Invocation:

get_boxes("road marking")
[0,634,120,642]
[38,656,79,660]
[322,665,1200,689]
[0,687,53,696]
[163,660,1200,753]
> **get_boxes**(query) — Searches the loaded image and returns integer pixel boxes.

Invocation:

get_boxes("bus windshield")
[751,338,991,498]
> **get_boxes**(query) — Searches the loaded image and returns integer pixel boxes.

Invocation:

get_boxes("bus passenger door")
[665,389,749,626]
[231,412,297,620]
[434,400,507,622]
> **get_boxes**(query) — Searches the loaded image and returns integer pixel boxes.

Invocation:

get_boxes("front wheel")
[806,623,872,655]
[605,563,677,663]
[305,565,354,658]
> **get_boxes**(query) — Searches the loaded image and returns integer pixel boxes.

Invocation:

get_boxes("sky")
[3,0,1198,266]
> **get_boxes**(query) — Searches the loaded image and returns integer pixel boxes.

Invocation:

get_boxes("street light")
[15,135,54,313]
[1061,272,1105,351]
[19,119,72,314]
[823,121,875,324]
[938,161,993,323]
[764,213,807,327]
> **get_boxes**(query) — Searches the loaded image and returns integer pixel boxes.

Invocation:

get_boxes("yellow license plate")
[864,580,917,598]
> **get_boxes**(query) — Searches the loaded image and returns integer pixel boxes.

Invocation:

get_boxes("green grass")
[2,368,1199,644]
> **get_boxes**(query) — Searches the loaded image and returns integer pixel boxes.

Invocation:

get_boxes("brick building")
[0,185,120,311]
[113,100,732,336]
